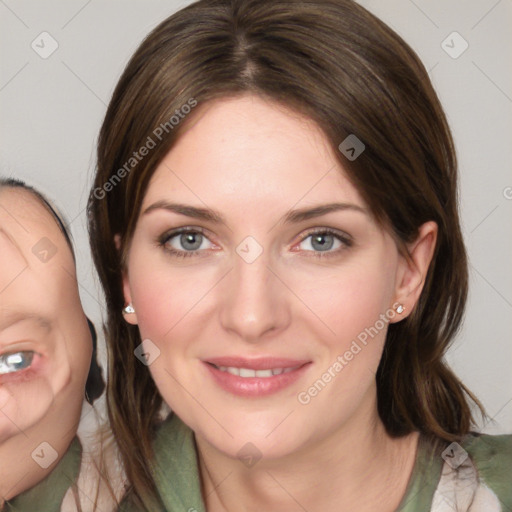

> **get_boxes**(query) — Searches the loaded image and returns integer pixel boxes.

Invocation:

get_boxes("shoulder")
[152,411,199,474]
[63,422,127,512]
[463,432,512,508]
[463,431,512,466]
[118,413,205,512]
[153,410,194,449]
[5,436,82,512]
[430,432,512,512]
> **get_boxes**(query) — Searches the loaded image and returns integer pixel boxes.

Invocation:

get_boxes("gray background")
[1,0,511,434]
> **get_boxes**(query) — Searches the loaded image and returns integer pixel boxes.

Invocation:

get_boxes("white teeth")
[255,369,273,378]
[239,368,256,377]
[214,365,299,378]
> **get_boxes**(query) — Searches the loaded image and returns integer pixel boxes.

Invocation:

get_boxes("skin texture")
[122,95,437,511]
[0,187,92,504]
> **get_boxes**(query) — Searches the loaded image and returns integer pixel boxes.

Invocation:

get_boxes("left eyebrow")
[282,202,369,224]
[143,201,368,226]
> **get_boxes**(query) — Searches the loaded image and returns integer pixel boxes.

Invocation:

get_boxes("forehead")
[0,187,76,304]
[143,95,364,213]
[0,187,71,257]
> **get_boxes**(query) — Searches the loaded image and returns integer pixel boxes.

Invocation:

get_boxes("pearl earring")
[123,304,135,314]
[395,304,405,314]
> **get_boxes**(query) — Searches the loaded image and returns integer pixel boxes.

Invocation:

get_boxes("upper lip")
[204,357,311,370]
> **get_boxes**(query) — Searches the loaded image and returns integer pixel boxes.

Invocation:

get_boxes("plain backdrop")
[1,0,511,434]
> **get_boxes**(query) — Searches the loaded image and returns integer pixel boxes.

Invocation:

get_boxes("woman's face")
[0,187,91,496]
[123,95,414,460]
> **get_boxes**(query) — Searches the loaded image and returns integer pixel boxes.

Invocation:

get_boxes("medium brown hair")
[88,0,485,508]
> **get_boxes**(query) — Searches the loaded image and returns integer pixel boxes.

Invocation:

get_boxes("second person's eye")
[0,350,35,375]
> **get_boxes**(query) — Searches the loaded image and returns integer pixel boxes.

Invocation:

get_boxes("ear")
[391,221,437,321]
[115,234,139,326]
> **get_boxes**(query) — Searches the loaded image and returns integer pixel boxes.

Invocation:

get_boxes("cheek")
[302,257,397,348]
[130,266,204,342]
[127,239,218,343]
[0,369,55,443]
[62,315,94,380]
[292,256,397,406]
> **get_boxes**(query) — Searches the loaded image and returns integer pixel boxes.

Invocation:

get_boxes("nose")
[219,248,290,343]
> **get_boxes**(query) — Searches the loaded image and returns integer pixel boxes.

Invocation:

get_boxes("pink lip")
[202,357,311,397]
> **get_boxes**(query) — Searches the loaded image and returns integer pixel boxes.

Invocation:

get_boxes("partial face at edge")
[121,95,433,461]
[0,187,92,444]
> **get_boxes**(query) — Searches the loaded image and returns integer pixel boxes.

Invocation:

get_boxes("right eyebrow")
[143,201,225,224]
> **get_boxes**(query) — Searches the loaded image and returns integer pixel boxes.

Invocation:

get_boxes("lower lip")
[203,361,311,397]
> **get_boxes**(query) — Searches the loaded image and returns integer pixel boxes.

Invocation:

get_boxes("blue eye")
[0,351,35,375]
[298,228,353,258]
[158,228,213,258]
[157,227,352,259]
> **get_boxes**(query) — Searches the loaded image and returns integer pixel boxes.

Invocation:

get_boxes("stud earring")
[123,304,135,314]
[395,304,405,314]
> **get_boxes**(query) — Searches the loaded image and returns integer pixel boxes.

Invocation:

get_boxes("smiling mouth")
[209,363,302,378]
[203,359,311,397]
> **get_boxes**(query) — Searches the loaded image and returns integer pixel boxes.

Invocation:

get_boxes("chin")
[187,407,313,464]
[202,429,303,464]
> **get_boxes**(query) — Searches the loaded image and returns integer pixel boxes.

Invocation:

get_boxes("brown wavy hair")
[87,0,486,508]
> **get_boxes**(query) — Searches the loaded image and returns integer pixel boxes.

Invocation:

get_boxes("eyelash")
[157,227,353,259]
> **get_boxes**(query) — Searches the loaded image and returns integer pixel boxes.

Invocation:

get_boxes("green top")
[3,437,82,512]
[119,413,512,512]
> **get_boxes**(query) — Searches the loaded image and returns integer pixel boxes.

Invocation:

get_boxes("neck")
[196,393,419,512]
